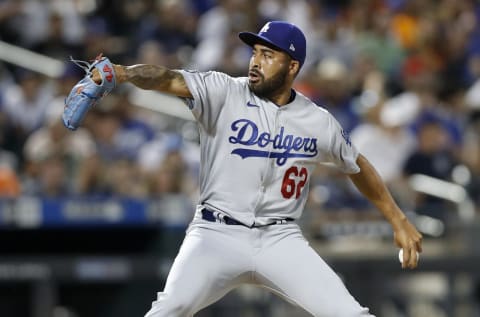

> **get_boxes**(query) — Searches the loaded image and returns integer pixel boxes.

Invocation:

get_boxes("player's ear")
[289,60,300,77]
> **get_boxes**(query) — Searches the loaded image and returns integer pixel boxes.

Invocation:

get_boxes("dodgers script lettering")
[228,119,318,166]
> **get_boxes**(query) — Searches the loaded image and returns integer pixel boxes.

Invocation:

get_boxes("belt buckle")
[201,209,216,222]
[202,207,243,226]
[202,208,232,225]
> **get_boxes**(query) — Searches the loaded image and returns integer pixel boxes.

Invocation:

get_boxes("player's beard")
[249,65,289,100]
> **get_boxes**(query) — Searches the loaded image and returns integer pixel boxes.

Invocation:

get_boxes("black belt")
[201,208,294,227]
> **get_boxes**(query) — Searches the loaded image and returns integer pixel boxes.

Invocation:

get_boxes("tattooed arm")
[93,64,192,98]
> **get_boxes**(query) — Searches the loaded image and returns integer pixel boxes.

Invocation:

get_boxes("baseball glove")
[62,54,116,130]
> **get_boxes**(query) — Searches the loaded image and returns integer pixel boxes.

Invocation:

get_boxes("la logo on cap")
[289,44,295,51]
[260,22,270,33]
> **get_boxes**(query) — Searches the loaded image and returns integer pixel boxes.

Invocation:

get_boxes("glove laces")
[69,56,99,75]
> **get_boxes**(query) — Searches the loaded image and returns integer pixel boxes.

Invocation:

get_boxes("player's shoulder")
[182,69,240,81]
[219,74,250,91]
[182,69,248,88]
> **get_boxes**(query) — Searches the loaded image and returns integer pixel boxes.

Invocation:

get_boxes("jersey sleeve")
[327,114,360,174]
[179,70,231,131]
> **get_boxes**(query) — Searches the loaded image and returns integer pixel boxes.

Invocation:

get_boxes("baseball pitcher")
[64,21,422,317]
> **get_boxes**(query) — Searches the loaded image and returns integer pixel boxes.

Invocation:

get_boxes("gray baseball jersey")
[144,70,374,317]
[180,70,359,226]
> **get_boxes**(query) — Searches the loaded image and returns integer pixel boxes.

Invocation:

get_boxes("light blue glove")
[62,54,116,130]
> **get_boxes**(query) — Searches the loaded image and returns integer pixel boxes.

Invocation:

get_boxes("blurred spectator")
[403,114,460,219]
[24,154,70,197]
[22,99,96,196]
[191,0,256,70]
[389,0,424,51]
[410,107,463,151]
[82,16,131,61]
[76,90,156,197]
[102,159,147,198]
[309,13,358,69]
[351,100,417,186]
[136,40,169,66]
[0,165,21,198]
[103,89,156,161]
[462,110,480,204]
[0,63,14,92]
[19,0,85,53]
[149,151,187,196]
[465,52,480,109]
[95,0,153,38]
[258,0,317,69]
[147,150,196,227]
[136,0,197,67]
[379,68,443,136]
[138,132,200,201]
[1,70,52,131]
[314,57,360,133]
[0,0,23,44]
[0,68,18,172]
[0,69,54,162]
[30,11,81,59]
[356,9,405,78]
[77,106,126,196]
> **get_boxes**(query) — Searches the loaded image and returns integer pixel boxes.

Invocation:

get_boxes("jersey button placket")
[260,109,280,194]
[268,109,282,179]
[255,106,280,221]
[270,109,282,175]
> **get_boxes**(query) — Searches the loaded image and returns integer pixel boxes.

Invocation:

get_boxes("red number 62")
[281,166,308,199]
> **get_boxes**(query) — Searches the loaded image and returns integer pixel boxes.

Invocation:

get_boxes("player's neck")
[269,88,295,106]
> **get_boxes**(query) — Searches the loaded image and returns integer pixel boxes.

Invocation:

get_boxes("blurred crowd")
[0,0,479,228]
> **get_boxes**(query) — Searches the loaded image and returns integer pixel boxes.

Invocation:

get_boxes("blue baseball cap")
[239,21,307,67]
